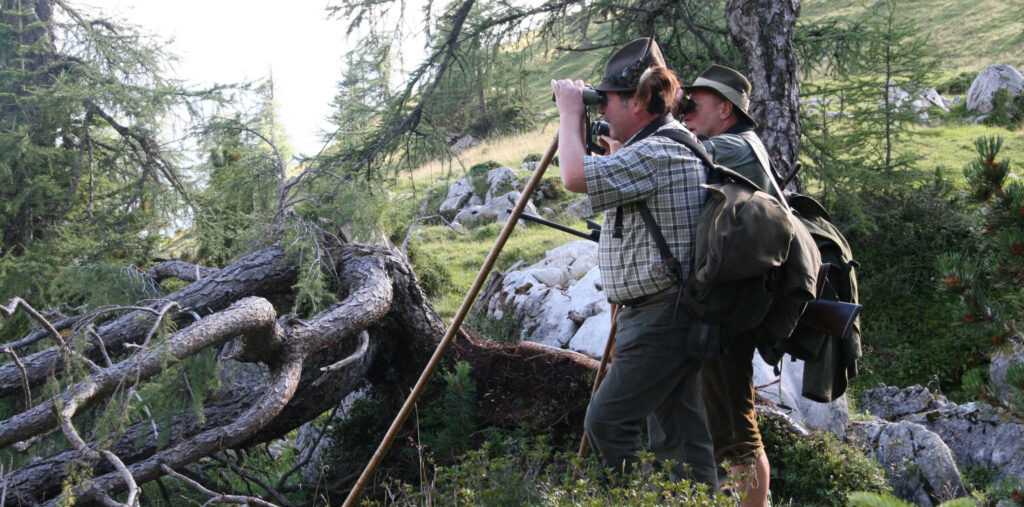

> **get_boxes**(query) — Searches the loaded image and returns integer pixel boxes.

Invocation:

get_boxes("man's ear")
[629,96,645,115]
[719,101,734,121]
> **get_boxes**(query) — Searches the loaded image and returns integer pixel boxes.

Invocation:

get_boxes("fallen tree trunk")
[0,241,612,505]
[0,247,299,399]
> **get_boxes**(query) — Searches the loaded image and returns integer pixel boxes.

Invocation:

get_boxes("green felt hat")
[594,37,667,93]
[686,64,757,126]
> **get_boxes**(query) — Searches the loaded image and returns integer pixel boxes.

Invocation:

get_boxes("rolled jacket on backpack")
[692,181,793,285]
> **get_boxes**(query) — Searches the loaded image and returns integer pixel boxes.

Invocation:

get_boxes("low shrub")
[760,413,891,505]
[374,437,735,506]
[983,88,1024,129]
[935,71,976,96]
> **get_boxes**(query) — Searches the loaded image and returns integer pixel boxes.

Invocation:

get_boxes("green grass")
[801,0,1024,75]
[900,124,1024,179]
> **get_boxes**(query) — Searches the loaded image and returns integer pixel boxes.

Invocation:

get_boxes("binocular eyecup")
[581,86,606,106]
[676,96,696,117]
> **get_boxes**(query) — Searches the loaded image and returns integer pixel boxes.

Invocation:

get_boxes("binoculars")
[553,85,607,107]
[581,85,606,106]
[676,96,695,117]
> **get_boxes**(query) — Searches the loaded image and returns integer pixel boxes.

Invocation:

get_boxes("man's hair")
[621,65,681,116]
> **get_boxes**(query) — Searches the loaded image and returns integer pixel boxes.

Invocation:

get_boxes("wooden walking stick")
[577,303,619,458]
[342,133,559,507]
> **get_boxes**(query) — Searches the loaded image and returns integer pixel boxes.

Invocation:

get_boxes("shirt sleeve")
[583,142,660,212]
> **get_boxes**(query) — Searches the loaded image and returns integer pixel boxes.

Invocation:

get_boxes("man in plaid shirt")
[551,37,717,487]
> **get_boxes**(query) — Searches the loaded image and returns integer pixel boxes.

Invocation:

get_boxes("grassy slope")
[801,0,1024,74]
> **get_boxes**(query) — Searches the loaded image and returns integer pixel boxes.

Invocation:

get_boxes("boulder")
[439,178,473,219]
[990,339,1024,399]
[966,64,1024,114]
[888,86,951,113]
[906,400,1024,481]
[439,166,532,222]
[454,190,539,227]
[450,134,479,153]
[485,166,520,201]
[860,383,947,420]
[566,197,595,220]
[752,354,849,437]
[481,240,608,353]
[847,419,968,506]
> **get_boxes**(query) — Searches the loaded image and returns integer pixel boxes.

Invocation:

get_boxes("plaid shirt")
[584,120,706,304]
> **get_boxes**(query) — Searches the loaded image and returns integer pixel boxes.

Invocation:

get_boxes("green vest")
[703,130,780,201]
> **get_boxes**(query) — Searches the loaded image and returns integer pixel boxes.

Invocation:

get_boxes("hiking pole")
[577,303,619,458]
[342,132,559,507]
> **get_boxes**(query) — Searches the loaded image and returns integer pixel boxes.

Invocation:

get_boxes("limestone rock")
[451,134,479,153]
[752,354,849,437]
[454,191,539,227]
[906,401,1024,480]
[439,178,473,219]
[485,166,520,201]
[847,419,968,506]
[860,383,947,420]
[566,197,595,220]
[480,240,607,353]
[966,64,1024,115]
[990,339,1024,399]
[888,86,952,121]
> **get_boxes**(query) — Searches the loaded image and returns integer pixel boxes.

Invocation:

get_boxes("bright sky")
[81,0,414,158]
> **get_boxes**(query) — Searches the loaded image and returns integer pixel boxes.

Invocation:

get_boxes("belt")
[619,285,681,307]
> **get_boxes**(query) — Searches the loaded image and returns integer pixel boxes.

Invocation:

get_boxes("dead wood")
[0,241,617,505]
[0,244,446,505]
[0,247,299,398]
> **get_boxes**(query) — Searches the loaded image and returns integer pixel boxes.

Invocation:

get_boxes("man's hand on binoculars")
[551,79,585,120]
[598,135,621,155]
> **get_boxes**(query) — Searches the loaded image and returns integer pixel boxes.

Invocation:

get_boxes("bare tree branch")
[209,454,293,507]
[0,297,279,449]
[160,464,279,507]
[0,247,298,399]
[55,404,140,507]
[0,315,83,353]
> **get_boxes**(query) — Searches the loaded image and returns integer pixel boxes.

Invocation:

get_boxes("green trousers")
[584,291,718,487]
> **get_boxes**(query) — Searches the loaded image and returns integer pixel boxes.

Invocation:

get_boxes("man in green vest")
[680,64,776,507]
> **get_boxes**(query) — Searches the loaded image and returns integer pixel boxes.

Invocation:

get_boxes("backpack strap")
[653,129,720,184]
[632,128,715,283]
[636,201,684,283]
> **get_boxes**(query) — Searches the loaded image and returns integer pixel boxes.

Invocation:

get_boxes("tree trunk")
[725,0,802,185]
[0,247,299,398]
[0,242,604,505]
